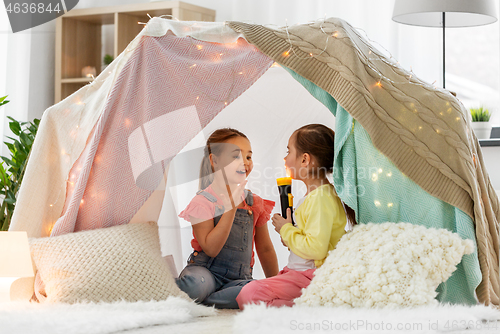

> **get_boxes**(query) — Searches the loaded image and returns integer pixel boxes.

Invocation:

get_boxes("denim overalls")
[176,189,254,309]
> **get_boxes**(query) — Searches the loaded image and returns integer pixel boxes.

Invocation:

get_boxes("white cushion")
[295,222,474,308]
[29,221,189,304]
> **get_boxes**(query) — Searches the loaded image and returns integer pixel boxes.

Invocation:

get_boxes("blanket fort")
[9,17,499,307]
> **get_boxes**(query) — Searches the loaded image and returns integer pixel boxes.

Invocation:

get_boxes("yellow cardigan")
[280,184,347,268]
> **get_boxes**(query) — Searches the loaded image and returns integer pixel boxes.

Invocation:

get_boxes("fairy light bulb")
[196,45,203,50]
[374,200,381,207]
[387,203,394,208]
[376,81,382,88]
[282,50,290,57]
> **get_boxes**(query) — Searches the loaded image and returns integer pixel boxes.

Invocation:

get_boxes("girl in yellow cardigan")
[236,124,349,308]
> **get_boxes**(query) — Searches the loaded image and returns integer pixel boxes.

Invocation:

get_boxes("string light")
[374,200,381,207]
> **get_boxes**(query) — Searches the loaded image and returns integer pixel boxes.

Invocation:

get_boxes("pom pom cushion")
[295,222,474,308]
[29,221,189,303]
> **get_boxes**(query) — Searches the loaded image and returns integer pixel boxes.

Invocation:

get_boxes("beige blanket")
[227,18,499,306]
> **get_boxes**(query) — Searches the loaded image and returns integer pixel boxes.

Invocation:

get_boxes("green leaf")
[19,132,31,148]
[9,120,21,136]
[3,198,15,204]
[5,142,15,153]
[1,156,13,165]
[0,95,9,107]
[14,141,25,156]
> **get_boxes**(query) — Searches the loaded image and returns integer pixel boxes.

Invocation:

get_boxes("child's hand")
[272,208,292,234]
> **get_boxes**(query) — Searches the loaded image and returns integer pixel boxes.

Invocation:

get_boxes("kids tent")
[9,17,499,307]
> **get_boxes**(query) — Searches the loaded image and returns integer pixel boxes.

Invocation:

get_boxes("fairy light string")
[48,15,478,221]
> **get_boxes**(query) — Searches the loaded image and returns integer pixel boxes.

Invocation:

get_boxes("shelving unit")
[55,1,216,103]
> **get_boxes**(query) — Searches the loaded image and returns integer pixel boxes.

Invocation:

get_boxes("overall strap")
[196,190,218,203]
[244,189,254,206]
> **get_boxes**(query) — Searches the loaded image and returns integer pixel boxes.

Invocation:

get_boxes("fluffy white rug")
[0,296,216,334]
[234,303,500,334]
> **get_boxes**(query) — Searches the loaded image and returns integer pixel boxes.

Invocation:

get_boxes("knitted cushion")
[295,222,474,308]
[29,221,189,303]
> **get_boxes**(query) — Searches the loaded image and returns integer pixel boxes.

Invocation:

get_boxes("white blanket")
[0,296,215,334]
[234,303,500,334]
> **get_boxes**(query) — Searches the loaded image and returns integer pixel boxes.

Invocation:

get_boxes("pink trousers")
[236,266,315,309]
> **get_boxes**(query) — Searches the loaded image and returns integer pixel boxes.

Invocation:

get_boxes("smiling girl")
[176,128,278,309]
[236,124,349,308]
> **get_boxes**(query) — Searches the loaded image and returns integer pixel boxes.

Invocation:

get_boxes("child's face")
[284,133,302,179]
[211,136,253,185]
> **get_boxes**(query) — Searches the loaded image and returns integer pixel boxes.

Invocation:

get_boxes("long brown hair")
[293,124,357,225]
[199,128,248,190]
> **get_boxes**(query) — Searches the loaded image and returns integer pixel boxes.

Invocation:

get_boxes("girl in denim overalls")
[177,128,278,309]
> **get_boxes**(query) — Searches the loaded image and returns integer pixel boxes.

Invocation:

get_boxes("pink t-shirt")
[178,185,275,267]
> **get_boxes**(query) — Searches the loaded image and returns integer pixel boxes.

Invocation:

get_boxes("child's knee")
[176,266,216,302]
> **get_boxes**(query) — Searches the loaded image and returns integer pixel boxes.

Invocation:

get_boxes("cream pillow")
[295,222,474,308]
[29,221,189,303]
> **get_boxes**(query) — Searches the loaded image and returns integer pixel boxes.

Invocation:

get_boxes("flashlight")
[277,177,294,224]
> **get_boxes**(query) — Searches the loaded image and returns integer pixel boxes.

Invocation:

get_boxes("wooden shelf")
[55,1,215,103]
[61,77,95,83]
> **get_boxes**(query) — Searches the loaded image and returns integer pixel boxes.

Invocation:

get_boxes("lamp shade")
[393,0,498,27]
[0,232,35,302]
[0,232,34,278]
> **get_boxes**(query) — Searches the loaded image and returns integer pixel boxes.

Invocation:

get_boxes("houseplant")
[103,54,114,71]
[0,95,40,231]
[470,106,492,140]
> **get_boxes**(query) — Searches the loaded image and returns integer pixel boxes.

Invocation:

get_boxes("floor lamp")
[392,0,497,89]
